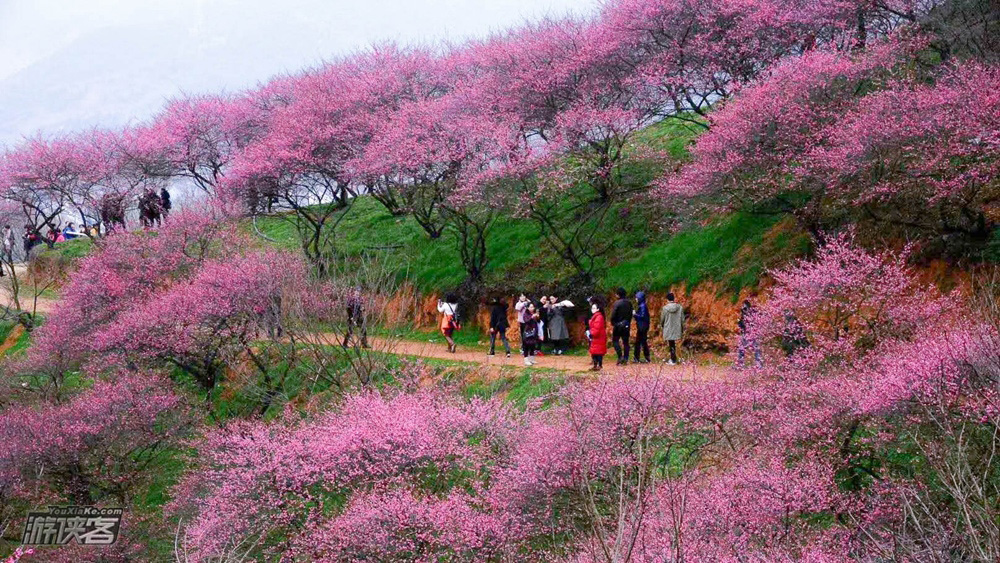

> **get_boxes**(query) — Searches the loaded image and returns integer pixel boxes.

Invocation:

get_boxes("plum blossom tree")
[456,18,676,282]
[89,249,306,394]
[170,387,518,560]
[18,209,238,394]
[226,47,444,271]
[0,138,75,248]
[660,38,924,238]
[135,94,267,195]
[815,61,1000,251]
[0,373,187,506]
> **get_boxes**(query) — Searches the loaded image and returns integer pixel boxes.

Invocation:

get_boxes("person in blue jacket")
[632,291,651,363]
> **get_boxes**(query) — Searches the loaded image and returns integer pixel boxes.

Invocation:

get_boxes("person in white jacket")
[437,294,460,353]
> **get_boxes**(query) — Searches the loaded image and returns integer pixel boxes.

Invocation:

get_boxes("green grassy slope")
[254,199,809,295]
[252,118,810,295]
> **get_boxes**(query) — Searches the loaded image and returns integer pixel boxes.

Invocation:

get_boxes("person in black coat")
[160,188,172,219]
[343,287,370,348]
[488,296,511,357]
[610,287,634,365]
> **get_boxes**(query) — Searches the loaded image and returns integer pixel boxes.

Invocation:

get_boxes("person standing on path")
[736,299,762,368]
[610,287,633,365]
[521,303,542,366]
[515,294,530,351]
[660,292,684,365]
[587,301,608,371]
[544,296,574,355]
[488,296,512,357]
[632,291,651,363]
[437,294,460,353]
[343,287,370,349]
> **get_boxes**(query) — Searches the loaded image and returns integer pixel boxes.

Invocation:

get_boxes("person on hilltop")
[544,295,574,355]
[610,287,634,365]
[487,296,512,358]
[587,299,608,371]
[660,292,685,365]
[47,227,64,244]
[160,187,172,220]
[437,293,461,353]
[521,302,542,366]
[22,225,39,256]
[139,188,163,228]
[62,222,83,240]
[1,225,12,270]
[632,291,651,364]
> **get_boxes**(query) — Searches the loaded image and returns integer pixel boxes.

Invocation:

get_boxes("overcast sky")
[0,0,596,147]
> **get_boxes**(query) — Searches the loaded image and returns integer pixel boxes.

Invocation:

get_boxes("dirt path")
[362,336,731,381]
[0,265,59,315]
[0,272,731,381]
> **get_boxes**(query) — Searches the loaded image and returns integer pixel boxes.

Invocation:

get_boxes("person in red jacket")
[587,301,608,371]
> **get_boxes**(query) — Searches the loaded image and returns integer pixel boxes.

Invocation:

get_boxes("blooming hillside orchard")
[1,0,999,561]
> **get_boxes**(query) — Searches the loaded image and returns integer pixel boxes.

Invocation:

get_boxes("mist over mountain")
[0,0,590,147]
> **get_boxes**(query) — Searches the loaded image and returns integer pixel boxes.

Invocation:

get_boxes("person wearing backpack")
[438,293,461,353]
[610,287,633,365]
[632,291,651,363]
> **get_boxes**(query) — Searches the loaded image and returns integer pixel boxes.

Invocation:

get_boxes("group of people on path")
[587,289,684,371]
[481,294,575,366]
[20,222,96,256]
[437,289,686,370]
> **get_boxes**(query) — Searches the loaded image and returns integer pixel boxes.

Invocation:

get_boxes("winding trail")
[1,272,731,381]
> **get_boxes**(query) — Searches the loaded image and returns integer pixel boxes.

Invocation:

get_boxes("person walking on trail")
[515,294,531,350]
[488,296,512,357]
[160,188,172,220]
[660,292,685,365]
[544,296,574,355]
[343,287,370,349]
[521,303,542,366]
[610,287,633,365]
[737,299,762,368]
[587,300,608,371]
[632,291,651,363]
[438,294,461,353]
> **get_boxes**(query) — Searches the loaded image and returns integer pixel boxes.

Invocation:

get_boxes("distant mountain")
[0,0,591,148]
